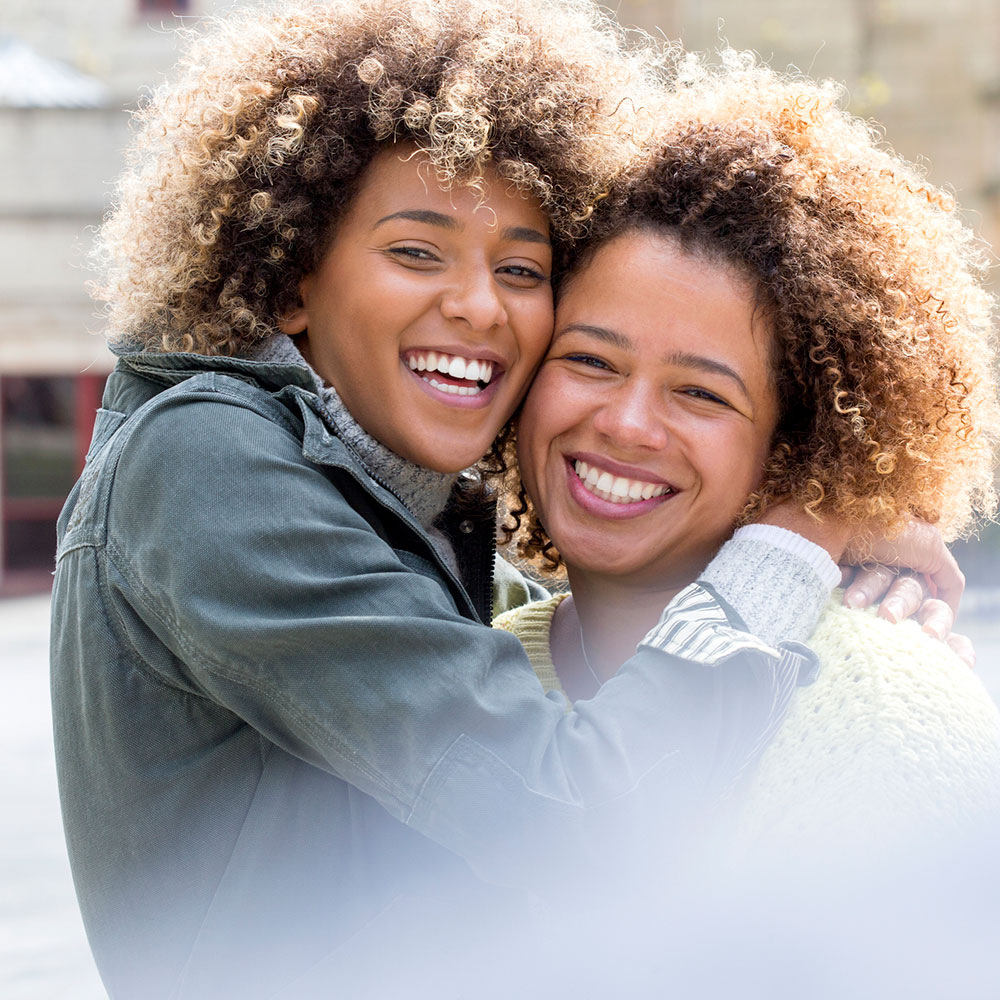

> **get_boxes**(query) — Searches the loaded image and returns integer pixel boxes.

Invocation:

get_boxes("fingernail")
[845,589,867,609]
[923,622,945,640]
[881,600,901,623]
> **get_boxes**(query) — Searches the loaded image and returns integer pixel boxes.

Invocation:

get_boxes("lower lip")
[405,363,502,410]
[564,458,675,521]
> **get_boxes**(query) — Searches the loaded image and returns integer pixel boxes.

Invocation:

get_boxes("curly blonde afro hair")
[92,0,662,354]
[508,52,998,569]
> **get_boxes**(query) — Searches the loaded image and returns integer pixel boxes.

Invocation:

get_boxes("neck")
[250,333,459,531]
[563,566,687,683]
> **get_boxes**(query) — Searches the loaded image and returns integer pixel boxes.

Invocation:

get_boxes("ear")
[277,305,308,336]
[277,275,313,335]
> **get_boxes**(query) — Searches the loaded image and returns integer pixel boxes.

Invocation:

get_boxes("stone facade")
[618,0,1000,292]
[1,0,240,374]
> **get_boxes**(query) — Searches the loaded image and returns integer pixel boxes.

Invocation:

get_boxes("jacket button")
[458,520,474,534]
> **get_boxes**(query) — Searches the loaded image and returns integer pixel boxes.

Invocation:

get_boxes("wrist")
[755,504,851,563]
[731,525,841,590]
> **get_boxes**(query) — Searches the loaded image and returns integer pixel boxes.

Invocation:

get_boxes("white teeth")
[427,377,480,397]
[405,351,495,387]
[573,460,671,505]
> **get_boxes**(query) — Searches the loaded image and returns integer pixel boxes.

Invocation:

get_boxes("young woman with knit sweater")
[498,60,1000,850]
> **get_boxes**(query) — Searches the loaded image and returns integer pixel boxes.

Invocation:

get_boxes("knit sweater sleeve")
[697,524,841,647]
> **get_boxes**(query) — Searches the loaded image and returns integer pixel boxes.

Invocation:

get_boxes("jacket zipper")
[298,395,488,624]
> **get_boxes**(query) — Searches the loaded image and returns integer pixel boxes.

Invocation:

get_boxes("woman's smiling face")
[517,229,780,589]
[281,145,554,473]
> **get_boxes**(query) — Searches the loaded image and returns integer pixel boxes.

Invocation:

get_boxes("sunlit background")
[2,1,998,997]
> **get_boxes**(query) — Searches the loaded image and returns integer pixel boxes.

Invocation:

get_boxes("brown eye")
[386,246,439,263]
[682,387,729,406]
[497,264,548,288]
[565,354,611,371]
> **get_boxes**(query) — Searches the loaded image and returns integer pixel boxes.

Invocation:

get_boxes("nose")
[440,266,508,332]
[591,380,670,452]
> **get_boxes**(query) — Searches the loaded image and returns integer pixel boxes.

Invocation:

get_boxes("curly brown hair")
[506,53,999,570]
[90,0,662,356]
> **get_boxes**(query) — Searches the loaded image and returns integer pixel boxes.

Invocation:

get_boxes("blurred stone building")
[1,0,998,593]
[618,0,1000,281]
[0,0,217,593]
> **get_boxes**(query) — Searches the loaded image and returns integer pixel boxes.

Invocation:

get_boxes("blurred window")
[138,0,191,14]
[0,375,105,591]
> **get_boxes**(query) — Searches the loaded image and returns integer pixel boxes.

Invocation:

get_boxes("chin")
[417,450,482,474]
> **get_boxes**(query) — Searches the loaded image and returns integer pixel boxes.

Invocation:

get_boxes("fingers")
[946,632,976,670]
[839,564,856,589]
[846,519,965,618]
[927,547,965,620]
[877,573,930,624]
[914,597,955,640]
[844,569,971,664]
[843,563,899,609]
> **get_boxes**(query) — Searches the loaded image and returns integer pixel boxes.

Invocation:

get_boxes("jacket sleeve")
[103,391,812,889]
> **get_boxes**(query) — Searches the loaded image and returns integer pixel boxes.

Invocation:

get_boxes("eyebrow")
[553,323,633,352]
[664,350,750,401]
[374,209,459,230]
[503,226,550,246]
[554,324,751,400]
[373,210,550,246]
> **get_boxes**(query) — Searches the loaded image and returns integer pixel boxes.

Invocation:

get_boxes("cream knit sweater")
[494,595,1000,850]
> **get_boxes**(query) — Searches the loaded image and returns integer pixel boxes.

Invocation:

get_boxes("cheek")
[516,378,565,480]
[514,294,555,363]
[515,396,545,475]
[736,436,773,499]
[698,425,767,497]
[514,426,546,519]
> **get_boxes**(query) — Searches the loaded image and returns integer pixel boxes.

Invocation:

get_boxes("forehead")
[345,144,550,231]
[559,230,755,321]
[556,229,775,372]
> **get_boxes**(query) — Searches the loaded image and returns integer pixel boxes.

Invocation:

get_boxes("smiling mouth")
[405,350,496,397]
[573,459,674,505]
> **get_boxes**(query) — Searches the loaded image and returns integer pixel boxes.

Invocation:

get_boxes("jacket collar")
[108,344,498,622]
[112,345,318,395]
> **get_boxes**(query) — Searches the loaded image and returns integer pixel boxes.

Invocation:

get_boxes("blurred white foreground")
[3,593,999,999]
[1,595,104,999]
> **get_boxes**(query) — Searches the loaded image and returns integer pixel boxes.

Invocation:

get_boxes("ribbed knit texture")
[249,334,460,571]
[496,595,1000,849]
[699,525,840,646]
[493,594,567,696]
